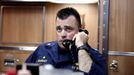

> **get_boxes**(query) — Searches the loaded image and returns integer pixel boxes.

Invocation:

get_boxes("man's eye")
[65,27,74,32]
[65,28,72,32]
[56,26,62,32]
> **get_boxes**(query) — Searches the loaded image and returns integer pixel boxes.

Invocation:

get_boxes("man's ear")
[80,24,85,29]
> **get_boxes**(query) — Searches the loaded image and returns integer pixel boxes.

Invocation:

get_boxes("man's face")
[56,16,79,48]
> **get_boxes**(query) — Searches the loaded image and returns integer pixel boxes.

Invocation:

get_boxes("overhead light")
[48,0,98,4]
[2,0,98,4]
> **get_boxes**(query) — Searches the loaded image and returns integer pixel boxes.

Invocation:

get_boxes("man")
[26,7,106,75]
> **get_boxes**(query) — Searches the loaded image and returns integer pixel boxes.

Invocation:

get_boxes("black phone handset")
[62,29,88,71]
[62,29,88,49]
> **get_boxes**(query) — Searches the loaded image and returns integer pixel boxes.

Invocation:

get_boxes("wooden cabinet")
[0,50,32,72]
[105,0,134,75]
[1,6,43,44]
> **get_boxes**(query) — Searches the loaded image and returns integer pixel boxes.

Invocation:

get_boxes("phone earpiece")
[79,29,89,35]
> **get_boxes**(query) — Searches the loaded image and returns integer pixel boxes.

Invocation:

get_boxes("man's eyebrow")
[64,26,73,29]
[56,26,61,28]
[56,26,61,29]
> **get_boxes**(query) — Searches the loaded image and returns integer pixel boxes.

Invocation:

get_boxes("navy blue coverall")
[26,41,106,75]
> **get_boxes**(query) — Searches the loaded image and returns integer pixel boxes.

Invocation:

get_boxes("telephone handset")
[62,29,88,71]
[62,29,88,49]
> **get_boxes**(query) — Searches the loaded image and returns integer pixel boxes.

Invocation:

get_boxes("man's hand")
[72,32,88,48]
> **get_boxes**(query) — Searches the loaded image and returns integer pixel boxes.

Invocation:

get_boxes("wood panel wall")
[109,0,134,52]
[2,6,43,44]
[1,3,98,48]
[108,0,134,75]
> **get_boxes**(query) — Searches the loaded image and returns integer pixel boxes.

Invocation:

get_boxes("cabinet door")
[0,5,44,72]
[108,0,134,75]
[1,6,43,45]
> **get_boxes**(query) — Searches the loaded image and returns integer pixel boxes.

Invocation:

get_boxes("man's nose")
[61,30,67,38]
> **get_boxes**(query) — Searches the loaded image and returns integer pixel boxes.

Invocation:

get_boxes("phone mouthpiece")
[62,40,73,49]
